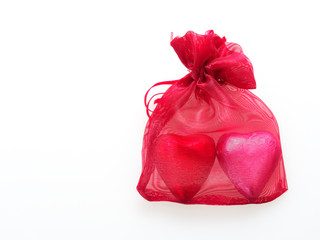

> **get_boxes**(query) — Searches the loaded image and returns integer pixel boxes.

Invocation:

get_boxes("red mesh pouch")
[137,30,288,205]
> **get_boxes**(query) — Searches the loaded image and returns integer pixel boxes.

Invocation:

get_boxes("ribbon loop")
[144,80,178,118]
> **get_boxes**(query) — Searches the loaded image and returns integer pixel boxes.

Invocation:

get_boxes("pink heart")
[152,134,215,202]
[217,131,280,200]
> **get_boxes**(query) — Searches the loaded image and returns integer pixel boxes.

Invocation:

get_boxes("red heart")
[152,134,216,202]
[217,131,281,200]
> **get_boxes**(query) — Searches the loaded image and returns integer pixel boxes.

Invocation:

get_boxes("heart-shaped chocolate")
[217,131,280,200]
[152,134,215,202]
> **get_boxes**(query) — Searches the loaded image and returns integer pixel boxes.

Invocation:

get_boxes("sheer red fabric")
[137,30,288,205]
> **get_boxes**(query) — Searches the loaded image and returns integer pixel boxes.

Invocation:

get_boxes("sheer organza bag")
[137,30,287,205]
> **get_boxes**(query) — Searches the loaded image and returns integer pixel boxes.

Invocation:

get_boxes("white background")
[0,1,319,239]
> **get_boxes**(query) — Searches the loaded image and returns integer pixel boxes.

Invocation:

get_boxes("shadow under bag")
[137,30,288,205]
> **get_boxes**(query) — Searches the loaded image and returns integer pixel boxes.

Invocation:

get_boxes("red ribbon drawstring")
[144,80,177,118]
